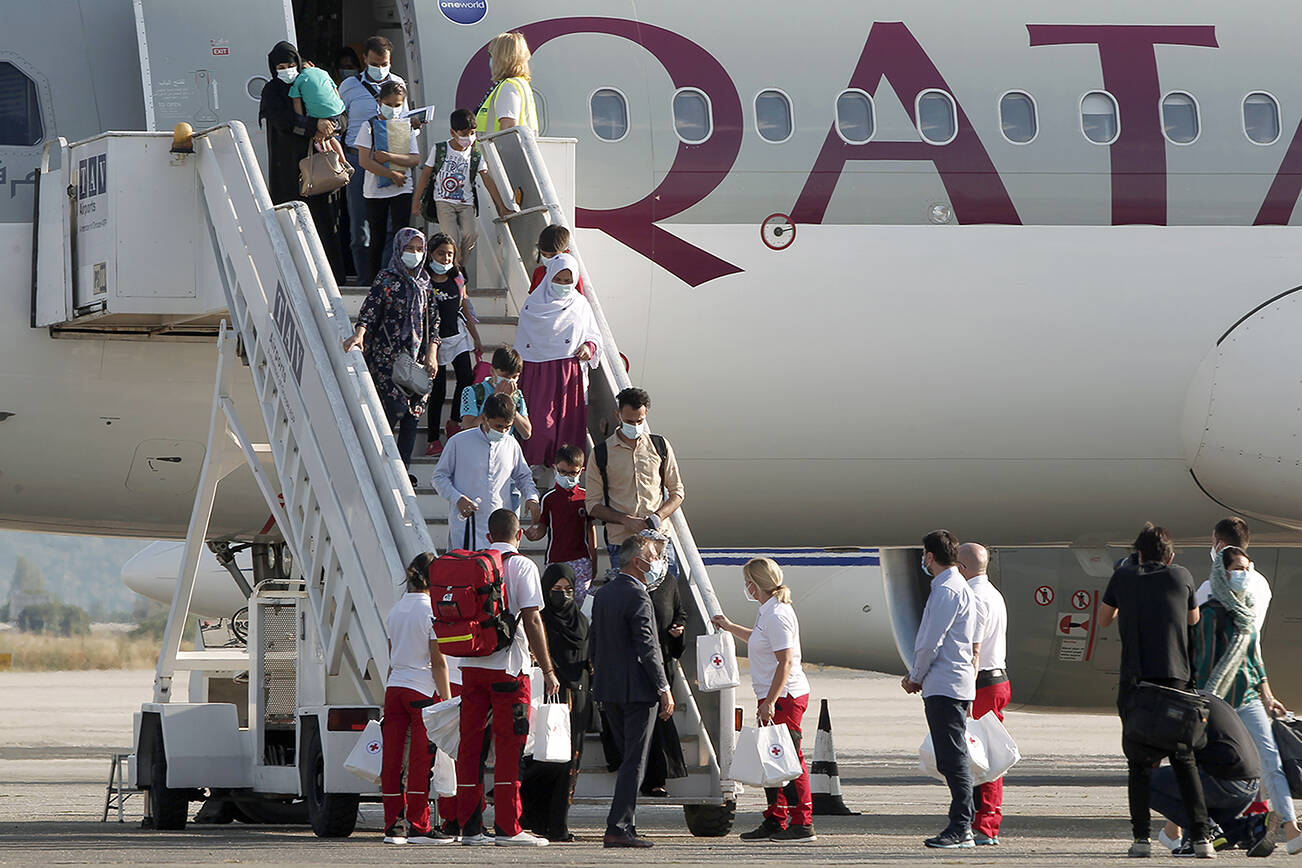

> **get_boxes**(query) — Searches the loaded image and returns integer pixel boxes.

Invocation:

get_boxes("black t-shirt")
[1102,560,1196,685]
[1197,691,1261,781]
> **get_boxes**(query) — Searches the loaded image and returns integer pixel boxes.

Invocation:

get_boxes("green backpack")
[420,140,481,220]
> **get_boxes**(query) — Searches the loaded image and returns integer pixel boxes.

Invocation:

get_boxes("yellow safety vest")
[476,76,538,134]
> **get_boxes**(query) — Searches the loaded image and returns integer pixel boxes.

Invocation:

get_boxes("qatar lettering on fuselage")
[456,19,1302,287]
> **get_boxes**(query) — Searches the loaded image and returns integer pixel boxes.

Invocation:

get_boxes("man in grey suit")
[591,532,676,848]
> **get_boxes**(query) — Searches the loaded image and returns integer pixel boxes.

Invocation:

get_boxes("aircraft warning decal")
[1034,585,1054,606]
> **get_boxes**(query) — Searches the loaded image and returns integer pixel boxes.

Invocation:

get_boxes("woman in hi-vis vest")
[477,32,539,134]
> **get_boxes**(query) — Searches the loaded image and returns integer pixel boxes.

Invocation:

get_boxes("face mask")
[620,420,645,439]
[367,64,389,81]
[1228,570,1250,593]
[920,554,932,577]
[744,582,758,603]
[539,252,555,263]
[379,103,400,120]
[485,427,508,443]
[552,281,574,296]
[548,588,573,609]
[644,557,669,590]
[401,250,422,269]
[277,68,299,84]
[1210,544,1220,563]
[555,474,580,490]
[430,260,452,274]
[454,134,475,147]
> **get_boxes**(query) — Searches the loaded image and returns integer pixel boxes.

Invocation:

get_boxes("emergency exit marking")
[1034,585,1054,606]
[1071,590,1092,611]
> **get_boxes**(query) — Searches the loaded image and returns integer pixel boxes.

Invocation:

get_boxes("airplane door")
[132,0,294,167]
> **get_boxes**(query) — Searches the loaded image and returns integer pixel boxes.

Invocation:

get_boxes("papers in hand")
[403,105,435,123]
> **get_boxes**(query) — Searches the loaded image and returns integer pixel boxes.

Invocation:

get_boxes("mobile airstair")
[31,122,737,837]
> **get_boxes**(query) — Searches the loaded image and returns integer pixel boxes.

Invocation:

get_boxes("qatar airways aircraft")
[4,0,1302,707]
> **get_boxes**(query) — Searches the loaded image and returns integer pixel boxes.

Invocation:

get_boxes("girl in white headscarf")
[514,253,602,466]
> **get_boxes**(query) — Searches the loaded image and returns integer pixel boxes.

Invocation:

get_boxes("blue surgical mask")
[920,554,932,577]
[430,260,452,274]
[555,473,580,490]
[277,68,299,84]
[379,102,400,120]
[485,427,508,443]
[552,281,574,296]
[620,420,644,439]
[367,64,389,81]
[1228,570,1250,593]
[401,251,422,269]
[1210,544,1220,563]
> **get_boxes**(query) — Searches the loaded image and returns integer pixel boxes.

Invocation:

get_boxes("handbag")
[1121,681,1210,752]
[696,631,740,691]
[1272,715,1302,798]
[729,723,802,787]
[532,702,572,763]
[298,139,353,197]
[342,719,384,785]
[919,721,992,783]
[392,349,432,397]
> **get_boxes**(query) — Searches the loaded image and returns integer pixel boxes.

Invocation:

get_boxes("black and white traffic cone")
[810,698,858,815]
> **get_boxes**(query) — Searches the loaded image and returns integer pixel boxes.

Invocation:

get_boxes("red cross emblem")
[711,654,724,667]
[769,745,784,758]
[366,741,381,754]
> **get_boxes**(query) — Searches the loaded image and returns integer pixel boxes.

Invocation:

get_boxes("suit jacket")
[591,573,669,703]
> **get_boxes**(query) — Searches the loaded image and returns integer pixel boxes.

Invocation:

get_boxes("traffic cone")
[810,698,858,815]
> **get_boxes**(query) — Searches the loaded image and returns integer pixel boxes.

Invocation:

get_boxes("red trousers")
[381,686,434,834]
[761,693,813,828]
[456,667,530,836]
[972,678,1012,837]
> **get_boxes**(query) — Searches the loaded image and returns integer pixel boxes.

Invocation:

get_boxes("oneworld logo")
[439,0,486,25]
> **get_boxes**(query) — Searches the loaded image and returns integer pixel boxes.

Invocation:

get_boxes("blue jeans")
[344,151,368,278]
[607,537,679,577]
[923,694,975,831]
[1237,699,1298,823]
[1151,768,1256,835]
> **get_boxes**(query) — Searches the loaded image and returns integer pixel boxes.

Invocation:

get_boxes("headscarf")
[259,42,302,129]
[513,253,603,366]
[1203,545,1257,699]
[377,227,431,347]
[540,563,588,685]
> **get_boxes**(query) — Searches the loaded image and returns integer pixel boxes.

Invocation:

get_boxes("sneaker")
[1129,838,1152,858]
[1288,833,1302,856]
[1159,828,1182,852]
[770,824,816,843]
[408,828,455,845]
[425,440,443,457]
[383,820,408,845]
[496,831,549,847]
[925,828,975,849]
[1191,838,1215,858]
[460,832,492,846]
[739,817,784,841]
[1245,813,1277,858]
[974,832,1000,846]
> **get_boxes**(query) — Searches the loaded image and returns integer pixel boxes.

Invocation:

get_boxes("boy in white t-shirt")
[412,108,509,284]
[356,80,421,282]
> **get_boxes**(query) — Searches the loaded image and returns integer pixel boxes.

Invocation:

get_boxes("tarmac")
[0,667,1295,865]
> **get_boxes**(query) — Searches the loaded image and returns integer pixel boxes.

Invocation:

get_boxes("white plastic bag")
[969,712,1020,785]
[430,748,457,798]
[522,667,543,755]
[696,631,740,691]
[728,723,802,787]
[532,703,572,763]
[422,696,462,757]
[342,719,383,785]
[918,721,991,782]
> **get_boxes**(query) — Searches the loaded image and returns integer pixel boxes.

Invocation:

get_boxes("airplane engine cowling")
[1182,286,1302,530]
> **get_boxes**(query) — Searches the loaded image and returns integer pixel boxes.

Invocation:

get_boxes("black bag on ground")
[1272,716,1302,798]
[1121,681,1210,752]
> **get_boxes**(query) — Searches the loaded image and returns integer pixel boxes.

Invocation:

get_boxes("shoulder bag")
[298,138,353,197]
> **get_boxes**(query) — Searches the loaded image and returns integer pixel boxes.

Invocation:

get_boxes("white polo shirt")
[748,596,810,700]
[967,574,1008,672]
[386,592,436,696]
[461,542,543,677]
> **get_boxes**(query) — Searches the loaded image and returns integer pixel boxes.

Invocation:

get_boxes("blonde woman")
[476,31,538,134]
[712,558,816,843]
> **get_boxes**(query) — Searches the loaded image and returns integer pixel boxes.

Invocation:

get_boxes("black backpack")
[593,434,668,545]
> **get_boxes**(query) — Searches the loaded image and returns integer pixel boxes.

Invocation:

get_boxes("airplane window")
[0,62,43,147]
[673,88,712,144]
[590,88,628,142]
[916,90,956,145]
[1081,91,1119,145]
[835,90,875,144]
[999,91,1037,144]
[1244,92,1281,145]
[755,89,793,143]
[1161,92,1199,145]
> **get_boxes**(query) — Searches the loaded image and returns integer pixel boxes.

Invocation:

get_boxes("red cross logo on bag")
[769,744,784,758]
[366,740,381,755]
[711,654,724,668]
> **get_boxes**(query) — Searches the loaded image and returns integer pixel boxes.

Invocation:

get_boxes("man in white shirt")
[1196,517,1271,632]
[432,394,539,552]
[957,542,1009,846]
[454,509,558,847]
[902,529,977,849]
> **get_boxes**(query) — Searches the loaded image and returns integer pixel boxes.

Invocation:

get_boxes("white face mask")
[430,260,452,274]
[379,103,401,120]
[485,426,508,443]
[1228,569,1250,593]
[454,134,475,147]
[620,420,645,440]
[551,281,574,297]
[1210,544,1220,563]
[277,67,299,84]
[555,473,580,490]
[401,250,422,269]
[367,63,389,81]
[744,582,758,603]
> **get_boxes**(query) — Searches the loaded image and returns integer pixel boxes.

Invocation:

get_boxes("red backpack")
[429,546,519,657]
